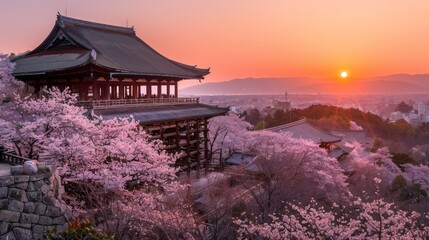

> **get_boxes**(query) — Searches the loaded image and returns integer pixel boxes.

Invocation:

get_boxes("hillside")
[181,75,429,95]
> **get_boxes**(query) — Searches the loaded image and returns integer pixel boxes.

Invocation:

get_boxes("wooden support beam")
[195,119,201,178]
[186,121,191,177]
[174,81,178,98]
[204,119,209,171]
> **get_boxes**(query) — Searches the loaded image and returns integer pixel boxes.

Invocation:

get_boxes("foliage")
[208,114,252,165]
[236,131,349,218]
[403,164,429,196]
[390,174,407,192]
[0,54,25,102]
[241,108,261,126]
[46,220,114,240]
[235,178,429,239]
[0,61,199,239]
[253,104,424,148]
[391,153,416,170]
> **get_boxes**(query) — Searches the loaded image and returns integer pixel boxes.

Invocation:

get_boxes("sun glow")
[340,71,348,78]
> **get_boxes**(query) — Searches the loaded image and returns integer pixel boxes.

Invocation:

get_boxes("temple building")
[12,14,228,174]
[266,119,354,159]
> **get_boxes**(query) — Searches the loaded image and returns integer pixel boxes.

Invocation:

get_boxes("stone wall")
[0,166,72,240]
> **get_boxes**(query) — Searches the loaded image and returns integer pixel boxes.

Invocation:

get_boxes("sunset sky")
[2,0,429,88]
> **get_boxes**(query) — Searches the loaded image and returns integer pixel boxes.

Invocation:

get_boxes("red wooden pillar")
[157,81,162,98]
[106,80,111,100]
[119,80,124,99]
[167,82,171,98]
[93,81,99,100]
[147,83,151,98]
[174,81,178,98]
[79,81,85,100]
[133,82,138,99]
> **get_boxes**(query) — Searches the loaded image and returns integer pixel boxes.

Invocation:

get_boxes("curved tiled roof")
[13,14,209,79]
[266,119,342,144]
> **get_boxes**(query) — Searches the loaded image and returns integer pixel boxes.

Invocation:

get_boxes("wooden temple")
[12,14,228,174]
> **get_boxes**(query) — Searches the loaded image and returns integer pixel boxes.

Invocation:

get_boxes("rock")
[55,222,67,233]
[14,175,29,183]
[26,182,35,191]
[10,166,23,175]
[33,233,44,240]
[33,180,45,189]
[23,161,38,174]
[13,227,32,240]
[34,203,46,215]
[23,202,35,213]
[26,191,42,202]
[11,182,28,190]
[38,216,52,225]
[53,216,65,225]
[45,206,60,217]
[0,187,7,198]
[7,188,26,201]
[0,210,20,222]
[42,195,54,205]
[40,184,50,195]
[0,222,11,235]
[0,231,16,240]
[7,200,24,212]
[32,225,44,234]
[0,199,8,209]
[0,176,14,187]
[29,174,47,182]
[20,213,39,224]
[12,223,31,229]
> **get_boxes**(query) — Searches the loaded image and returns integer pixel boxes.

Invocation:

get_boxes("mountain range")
[181,74,429,95]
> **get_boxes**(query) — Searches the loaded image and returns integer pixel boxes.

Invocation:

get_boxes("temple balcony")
[76,97,200,109]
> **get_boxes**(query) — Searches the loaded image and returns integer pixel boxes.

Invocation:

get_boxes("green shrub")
[391,174,407,192]
[46,220,114,240]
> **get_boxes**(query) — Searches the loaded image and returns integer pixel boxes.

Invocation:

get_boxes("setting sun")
[341,71,348,78]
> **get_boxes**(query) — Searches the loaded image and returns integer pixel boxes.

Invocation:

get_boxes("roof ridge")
[265,118,307,132]
[57,14,135,34]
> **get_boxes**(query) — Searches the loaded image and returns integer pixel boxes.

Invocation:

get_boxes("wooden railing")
[76,97,199,109]
[0,150,31,165]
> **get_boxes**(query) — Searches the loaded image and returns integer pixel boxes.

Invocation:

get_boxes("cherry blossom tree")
[403,164,429,196]
[0,54,25,102]
[236,178,429,239]
[341,145,401,197]
[0,61,199,238]
[208,114,252,165]
[235,131,349,219]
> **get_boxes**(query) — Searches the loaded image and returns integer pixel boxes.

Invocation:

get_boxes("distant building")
[272,92,292,111]
[265,119,353,159]
[417,101,426,115]
[396,101,413,114]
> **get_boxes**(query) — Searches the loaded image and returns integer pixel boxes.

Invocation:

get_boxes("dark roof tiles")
[13,14,209,79]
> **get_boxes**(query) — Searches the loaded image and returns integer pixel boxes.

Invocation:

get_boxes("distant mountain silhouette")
[181,75,429,95]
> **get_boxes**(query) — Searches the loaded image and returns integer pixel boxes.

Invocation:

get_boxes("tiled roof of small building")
[265,119,342,144]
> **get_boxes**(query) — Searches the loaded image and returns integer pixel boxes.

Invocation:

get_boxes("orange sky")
[2,0,429,88]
